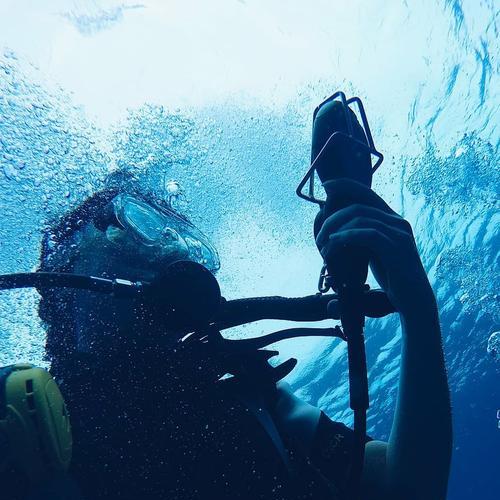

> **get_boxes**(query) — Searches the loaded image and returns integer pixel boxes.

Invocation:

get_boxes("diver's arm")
[361,293,452,500]
[384,294,452,500]
[273,381,322,456]
[316,179,452,500]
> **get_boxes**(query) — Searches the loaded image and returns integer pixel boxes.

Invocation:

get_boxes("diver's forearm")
[386,298,452,500]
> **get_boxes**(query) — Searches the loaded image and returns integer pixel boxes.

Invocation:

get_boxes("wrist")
[399,285,439,326]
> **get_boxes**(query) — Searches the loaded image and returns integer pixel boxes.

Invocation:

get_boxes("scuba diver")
[0,93,452,500]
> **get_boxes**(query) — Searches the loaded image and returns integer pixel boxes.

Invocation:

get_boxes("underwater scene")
[0,1,498,499]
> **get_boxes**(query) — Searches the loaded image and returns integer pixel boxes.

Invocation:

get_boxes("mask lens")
[115,195,165,245]
[113,194,220,272]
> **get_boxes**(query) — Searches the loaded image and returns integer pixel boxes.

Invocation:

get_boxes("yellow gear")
[0,363,72,483]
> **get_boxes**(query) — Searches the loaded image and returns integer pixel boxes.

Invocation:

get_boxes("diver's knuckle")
[403,232,416,247]
[326,234,339,246]
[348,203,365,214]
[399,218,413,234]
[347,216,365,229]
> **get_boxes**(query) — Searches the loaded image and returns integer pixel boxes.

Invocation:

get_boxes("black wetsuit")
[10,349,372,500]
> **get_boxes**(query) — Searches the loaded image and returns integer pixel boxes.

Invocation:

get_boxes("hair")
[38,187,118,377]
[37,171,159,377]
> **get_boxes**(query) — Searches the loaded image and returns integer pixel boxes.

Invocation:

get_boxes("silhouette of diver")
[2,99,451,500]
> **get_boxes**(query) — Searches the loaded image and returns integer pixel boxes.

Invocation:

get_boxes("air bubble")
[3,163,19,180]
[487,331,499,361]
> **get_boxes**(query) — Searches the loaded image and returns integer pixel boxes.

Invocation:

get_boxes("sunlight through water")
[0,1,498,498]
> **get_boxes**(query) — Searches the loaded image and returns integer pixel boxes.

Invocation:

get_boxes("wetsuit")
[7,348,372,500]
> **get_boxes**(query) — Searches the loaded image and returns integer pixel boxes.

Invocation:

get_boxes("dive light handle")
[337,289,369,411]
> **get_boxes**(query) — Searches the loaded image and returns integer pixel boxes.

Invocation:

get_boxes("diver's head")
[38,178,219,367]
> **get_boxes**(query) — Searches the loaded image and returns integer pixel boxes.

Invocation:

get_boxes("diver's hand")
[315,179,436,319]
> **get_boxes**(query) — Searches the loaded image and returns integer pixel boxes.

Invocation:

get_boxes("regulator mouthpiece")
[146,260,222,330]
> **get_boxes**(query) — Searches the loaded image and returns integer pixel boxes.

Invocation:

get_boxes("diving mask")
[94,193,220,272]
[42,190,220,275]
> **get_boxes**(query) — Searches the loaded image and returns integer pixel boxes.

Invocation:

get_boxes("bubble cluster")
[0,51,220,365]
[487,331,499,361]
[0,49,110,227]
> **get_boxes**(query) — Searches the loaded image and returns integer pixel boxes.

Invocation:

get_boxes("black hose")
[214,294,337,329]
[0,272,144,295]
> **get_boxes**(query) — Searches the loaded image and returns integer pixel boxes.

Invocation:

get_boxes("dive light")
[298,90,385,500]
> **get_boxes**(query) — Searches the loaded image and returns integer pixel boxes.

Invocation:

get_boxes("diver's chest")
[69,385,300,499]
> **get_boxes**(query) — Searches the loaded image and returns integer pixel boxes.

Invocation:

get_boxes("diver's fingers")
[316,205,412,250]
[339,216,413,246]
[322,179,398,216]
[320,227,394,268]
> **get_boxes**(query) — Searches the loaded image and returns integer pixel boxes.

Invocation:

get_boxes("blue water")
[0,1,498,498]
